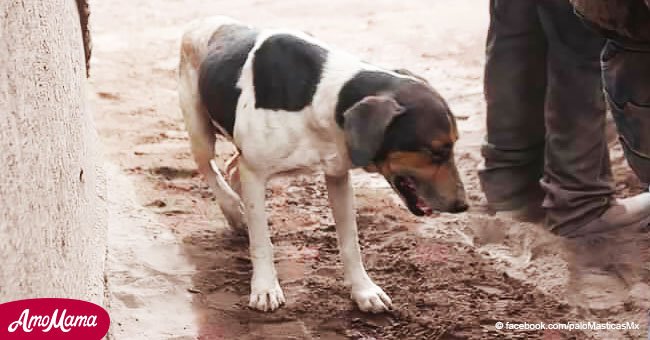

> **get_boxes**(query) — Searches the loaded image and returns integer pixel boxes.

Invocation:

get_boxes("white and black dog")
[178,16,467,313]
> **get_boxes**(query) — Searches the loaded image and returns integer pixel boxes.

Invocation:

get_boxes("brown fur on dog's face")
[373,81,467,215]
[377,148,467,215]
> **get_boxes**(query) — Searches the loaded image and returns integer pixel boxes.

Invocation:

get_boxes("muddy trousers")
[478,0,614,234]
[602,40,650,188]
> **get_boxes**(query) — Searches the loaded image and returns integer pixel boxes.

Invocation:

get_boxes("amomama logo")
[0,298,110,340]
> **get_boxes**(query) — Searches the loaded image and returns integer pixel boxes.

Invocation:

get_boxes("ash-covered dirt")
[89,0,650,339]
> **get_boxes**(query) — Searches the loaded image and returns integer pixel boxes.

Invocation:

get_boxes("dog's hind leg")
[179,38,245,231]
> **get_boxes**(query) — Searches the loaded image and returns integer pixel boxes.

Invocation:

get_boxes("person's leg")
[538,0,650,237]
[536,0,613,235]
[602,40,650,188]
[479,0,547,220]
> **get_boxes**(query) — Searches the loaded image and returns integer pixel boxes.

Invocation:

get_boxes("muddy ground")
[89,0,650,339]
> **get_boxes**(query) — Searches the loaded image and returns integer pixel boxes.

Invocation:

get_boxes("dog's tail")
[209,158,247,232]
[210,158,242,202]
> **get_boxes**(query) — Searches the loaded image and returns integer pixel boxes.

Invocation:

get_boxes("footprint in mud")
[113,292,144,308]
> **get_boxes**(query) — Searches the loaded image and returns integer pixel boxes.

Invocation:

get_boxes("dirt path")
[89,0,649,339]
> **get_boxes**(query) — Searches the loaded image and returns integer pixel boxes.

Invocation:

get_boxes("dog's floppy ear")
[343,96,405,167]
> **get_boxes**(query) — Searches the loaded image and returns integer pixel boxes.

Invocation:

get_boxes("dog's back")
[179,17,256,136]
[180,17,369,176]
[180,16,250,70]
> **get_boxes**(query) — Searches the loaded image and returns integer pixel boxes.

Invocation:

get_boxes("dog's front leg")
[239,160,285,312]
[325,173,392,313]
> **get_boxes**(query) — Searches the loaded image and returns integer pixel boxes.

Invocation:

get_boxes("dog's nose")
[450,200,469,213]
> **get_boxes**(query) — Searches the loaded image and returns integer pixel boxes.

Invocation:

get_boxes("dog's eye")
[425,147,450,163]
[431,153,448,163]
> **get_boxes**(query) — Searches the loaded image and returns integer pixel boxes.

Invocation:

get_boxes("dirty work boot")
[559,192,650,238]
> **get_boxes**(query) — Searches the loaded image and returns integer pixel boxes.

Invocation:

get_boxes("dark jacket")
[570,0,650,43]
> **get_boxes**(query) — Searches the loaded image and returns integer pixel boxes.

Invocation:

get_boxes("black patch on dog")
[252,34,327,111]
[199,24,259,136]
[335,71,404,127]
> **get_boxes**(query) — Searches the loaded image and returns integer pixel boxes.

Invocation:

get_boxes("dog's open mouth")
[394,176,433,216]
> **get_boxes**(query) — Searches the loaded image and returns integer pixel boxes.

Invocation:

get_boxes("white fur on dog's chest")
[233,103,350,177]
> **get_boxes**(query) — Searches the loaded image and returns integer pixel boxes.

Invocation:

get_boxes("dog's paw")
[249,279,285,312]
[351,283,392,313]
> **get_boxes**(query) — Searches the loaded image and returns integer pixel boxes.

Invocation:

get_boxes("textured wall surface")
[0,0,106,304]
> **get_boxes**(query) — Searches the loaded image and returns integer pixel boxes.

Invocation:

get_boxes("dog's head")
[342,74,467,216]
